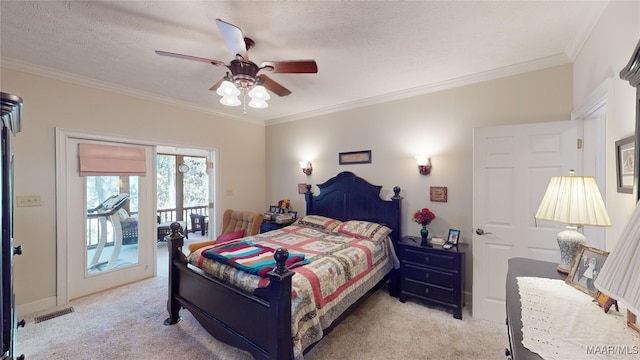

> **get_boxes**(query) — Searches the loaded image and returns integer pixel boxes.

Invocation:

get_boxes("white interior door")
[472,120,578,322]
[61,136,155,300]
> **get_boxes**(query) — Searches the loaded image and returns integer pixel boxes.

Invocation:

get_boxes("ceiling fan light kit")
[155,18,317,114]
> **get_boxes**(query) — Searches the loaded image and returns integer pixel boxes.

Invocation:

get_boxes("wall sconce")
[416,156,432,175]
[299,161,312,175]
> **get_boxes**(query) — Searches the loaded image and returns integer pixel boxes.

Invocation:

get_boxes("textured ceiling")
[0,1,607,125]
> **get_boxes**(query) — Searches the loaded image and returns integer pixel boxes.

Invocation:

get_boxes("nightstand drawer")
[402,247,458,271]
[404,263,456,287]
[403,278,455,304]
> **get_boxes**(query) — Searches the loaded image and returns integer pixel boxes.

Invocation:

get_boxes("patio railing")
[87,205,208,248]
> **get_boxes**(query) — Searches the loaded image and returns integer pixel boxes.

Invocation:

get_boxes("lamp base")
[556,226,586,275]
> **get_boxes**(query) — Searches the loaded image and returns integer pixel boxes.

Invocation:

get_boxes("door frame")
[156,146,216,235]
[55,128,218,305]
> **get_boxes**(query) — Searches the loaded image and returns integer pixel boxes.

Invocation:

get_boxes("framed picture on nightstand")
[447,229,460,245]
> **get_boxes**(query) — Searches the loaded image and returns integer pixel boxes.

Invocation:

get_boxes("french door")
[56,131,155,302]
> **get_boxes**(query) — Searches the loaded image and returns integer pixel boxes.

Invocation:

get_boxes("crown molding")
[0,57,263,126]
[564,1,609,61]
[2,55,571,127]
[265,53,571,126]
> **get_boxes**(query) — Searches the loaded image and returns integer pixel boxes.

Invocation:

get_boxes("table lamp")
[534,170,611,274]
[594,200,640,333]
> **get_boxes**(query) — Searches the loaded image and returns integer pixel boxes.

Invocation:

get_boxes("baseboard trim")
[17,296,57,317]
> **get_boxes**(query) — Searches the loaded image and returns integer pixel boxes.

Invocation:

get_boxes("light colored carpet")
[17,275,508,359]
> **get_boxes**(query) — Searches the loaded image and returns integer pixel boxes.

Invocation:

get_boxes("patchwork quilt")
[188,223,398,360]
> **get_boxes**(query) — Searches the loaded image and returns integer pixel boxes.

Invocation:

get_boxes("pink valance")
[78,143,146,176]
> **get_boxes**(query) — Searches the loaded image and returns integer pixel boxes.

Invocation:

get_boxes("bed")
[164,171,402,359]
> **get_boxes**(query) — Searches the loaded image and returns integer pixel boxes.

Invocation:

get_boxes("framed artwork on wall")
[430,186,448,202]
[339,150,372,165]
[615,135,634,194]
[298,183,307,194]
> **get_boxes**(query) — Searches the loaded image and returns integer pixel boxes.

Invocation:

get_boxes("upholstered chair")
[187,209,263,253]
[221,209,264,236]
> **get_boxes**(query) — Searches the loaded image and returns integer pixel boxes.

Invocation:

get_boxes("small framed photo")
[566,245,609,298]
[339,150,372,165]
[447,229,460,245]
[430,186,448,202]
[288,211,298,219]
[269,205,279,213]
[298,183,307,194]
[615,135,634,194]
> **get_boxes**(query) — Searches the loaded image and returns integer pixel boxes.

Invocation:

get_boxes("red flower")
[278,199,291,209]
[412,208,436,226]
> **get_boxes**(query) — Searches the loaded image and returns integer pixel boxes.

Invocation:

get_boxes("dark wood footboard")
[164,172,402,359]
[164,223,294,360]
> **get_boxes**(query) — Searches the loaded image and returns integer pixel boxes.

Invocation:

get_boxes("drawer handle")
[425,273,430,279]
[424,256,430,263]
[424,288,430,294]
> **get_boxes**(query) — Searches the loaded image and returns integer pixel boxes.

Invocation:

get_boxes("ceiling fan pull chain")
[242,92,248,115]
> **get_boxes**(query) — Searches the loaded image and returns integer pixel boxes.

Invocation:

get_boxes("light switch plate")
[17,195,42,207]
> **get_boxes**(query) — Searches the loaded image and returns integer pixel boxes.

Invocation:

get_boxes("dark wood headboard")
[304,171,402,243]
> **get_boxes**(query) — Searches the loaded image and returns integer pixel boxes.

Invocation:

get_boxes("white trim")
[564,1,609,61]
[571,78,612,251]
[55,128,218,309]
[2,54,570,127]
[571,77,613,121]
[2,57,261,125]
[55,129,70,306]
[16,296,57,318]
[266,54,572,125]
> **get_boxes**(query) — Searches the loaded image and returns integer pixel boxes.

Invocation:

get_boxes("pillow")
[334,220,392,242]
[216,229,245,244]
[297,215,342,232]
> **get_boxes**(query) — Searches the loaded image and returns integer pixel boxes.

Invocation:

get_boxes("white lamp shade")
[595,200,640,316]
[219,96,241,106]
[216,80,240,97]
[415,156,430,166]
[248,85,270,101]
[535,175,611,227]
[248,99,268,108]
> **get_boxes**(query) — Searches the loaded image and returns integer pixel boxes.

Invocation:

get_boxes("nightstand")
[398,236,465,319]
[260,219,295,233]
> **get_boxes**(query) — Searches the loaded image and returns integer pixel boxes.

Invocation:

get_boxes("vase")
[420,225,430,246]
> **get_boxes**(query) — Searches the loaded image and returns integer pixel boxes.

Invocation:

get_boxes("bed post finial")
[274,248,290,274]
[393,186,401,198]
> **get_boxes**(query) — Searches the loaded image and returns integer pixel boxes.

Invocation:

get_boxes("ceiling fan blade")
[209,78,225,92]
[260,60,318,74]
[259,75,292,96]
[216,19,248,61]
[155,50,226,66]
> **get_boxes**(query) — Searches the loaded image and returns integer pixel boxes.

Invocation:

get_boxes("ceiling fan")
[155,18,318,111]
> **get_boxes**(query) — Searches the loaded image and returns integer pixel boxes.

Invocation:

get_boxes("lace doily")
[517,277,639,359]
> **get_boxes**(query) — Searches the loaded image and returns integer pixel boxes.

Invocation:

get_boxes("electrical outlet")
[17,195,42,207]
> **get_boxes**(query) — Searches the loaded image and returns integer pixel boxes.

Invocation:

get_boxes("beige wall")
[573,0,640,249]
[266,64,573,295]
[1,68,266,309]
[4,0,638,315]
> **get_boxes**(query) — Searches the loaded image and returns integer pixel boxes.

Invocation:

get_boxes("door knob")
[475,228,493,235]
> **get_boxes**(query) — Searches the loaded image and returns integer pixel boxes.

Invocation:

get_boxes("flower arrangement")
[278,199,291,210]
[412,208,436,226]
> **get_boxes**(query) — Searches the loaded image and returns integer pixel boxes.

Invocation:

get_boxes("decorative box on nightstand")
[398,236,465,319]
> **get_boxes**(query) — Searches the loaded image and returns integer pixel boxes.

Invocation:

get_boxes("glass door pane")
[86,176,139,274]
